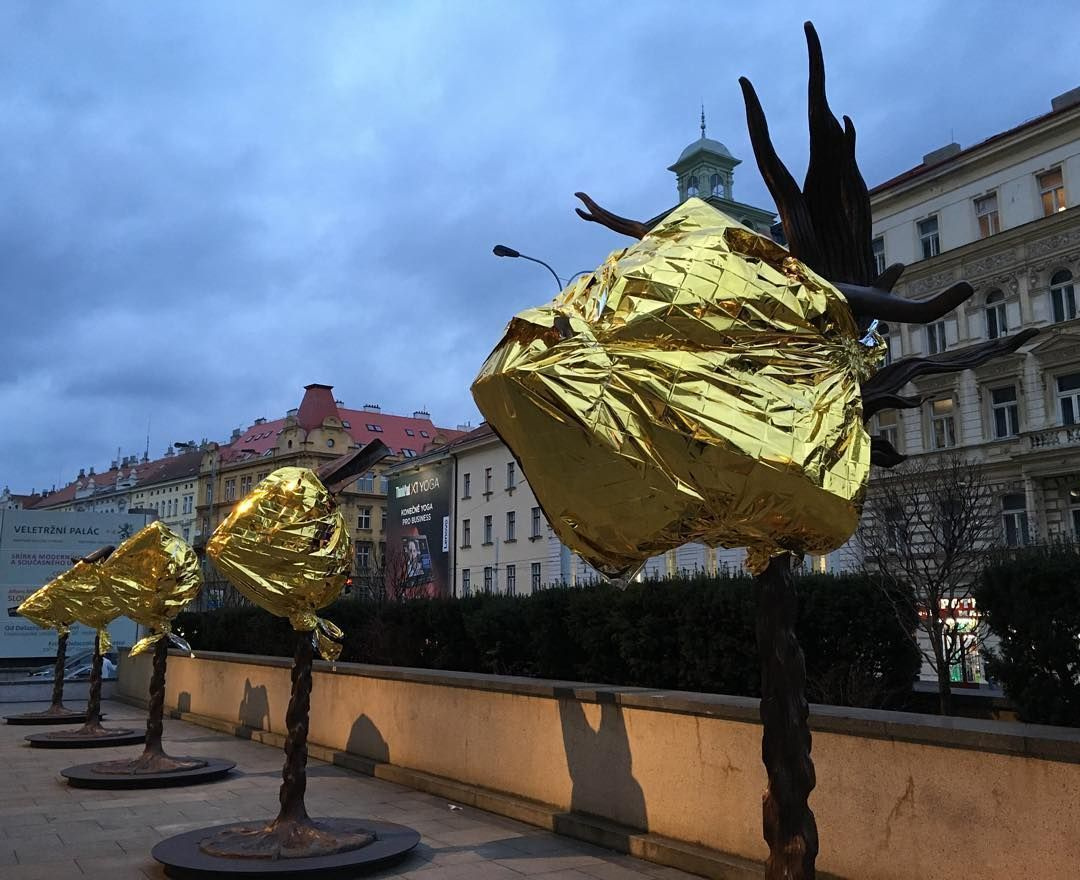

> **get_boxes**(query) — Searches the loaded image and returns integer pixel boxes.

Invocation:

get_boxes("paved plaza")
[0,699,698,880]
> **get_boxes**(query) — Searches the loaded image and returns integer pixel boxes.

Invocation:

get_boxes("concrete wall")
[119,650,1080,880]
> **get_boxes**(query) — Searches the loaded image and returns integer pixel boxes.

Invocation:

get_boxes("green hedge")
[975,544,1080,727]
[174,572,920,709]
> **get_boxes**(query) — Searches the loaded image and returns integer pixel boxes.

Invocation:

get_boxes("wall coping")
[170,649,1080,764]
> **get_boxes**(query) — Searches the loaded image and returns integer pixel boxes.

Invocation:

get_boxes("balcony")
[1024,425,1080,451]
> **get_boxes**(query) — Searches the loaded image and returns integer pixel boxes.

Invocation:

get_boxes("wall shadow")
[176,690,192,715]
[555,688,647,840]
[346,713,390,764]
[238,679,270,732]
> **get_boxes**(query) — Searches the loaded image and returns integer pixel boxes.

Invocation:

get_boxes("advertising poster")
[386,459,452,597]
[0,509,149,659]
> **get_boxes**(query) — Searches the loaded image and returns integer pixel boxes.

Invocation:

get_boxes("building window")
[379,475,388,493]
[1057,372,1080,425]
[461,569,471,597]
[506,510,516,541]
[1038,168,1066,216]
[182,526,190,542]
[462,473,471,498]
[1070,489,1080,539]
[879,321,894,366]
[710,173,722,195]
[1051,269,1076,323]
[206,484,214,505]
[1001,494,1030,547]
[930,398,956,449]
[990,386,1020,439]
[381,508,387,531]
[483,515,493,544]
[461,519,471,548]
[875,409,898,449]
[974,193,1000,238]
[687,175,699,197]
[224,478,236,502]
[871,236,886,276]
[483,566,493,593]
[182,494,193,515]
[926,321,947,355]
[484,467,492,494]
[506,564,516,595]
[401,448,416,458]
[918,215,940,259]
[257,471,270,484]
[405,428,415,437]
[240,475,252,496]
[506,461,516,490]
[531,562,542,591]
[985,290,1007,339]
[357,472,375,492]
[420,430,429,438]
[531,506,542,538]
[365,423,383,433]
[357,507,371,530]
[356,541,371,572]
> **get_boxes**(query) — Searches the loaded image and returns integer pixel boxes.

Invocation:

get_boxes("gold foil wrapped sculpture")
[30,560,120,652]
[17,578,76,637]
[99,521,202,656]
[472,199,881,577]
[207,467,351,660]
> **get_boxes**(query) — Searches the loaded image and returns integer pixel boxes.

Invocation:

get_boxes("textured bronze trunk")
[198,631,375,858]
[72,633,109,736]
[48,632,68,710]
[756,554,818,880]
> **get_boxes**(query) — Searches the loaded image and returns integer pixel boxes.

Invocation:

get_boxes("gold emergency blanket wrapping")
[206,467,351,660]
[100,521,202,656]
[24,560,119,653]
[472,199,880,577]
[18,579,76,636]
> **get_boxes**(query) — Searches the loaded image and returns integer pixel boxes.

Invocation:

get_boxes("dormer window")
[687,175,699,197]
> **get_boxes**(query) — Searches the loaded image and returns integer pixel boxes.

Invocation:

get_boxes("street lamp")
[492,244,565,292]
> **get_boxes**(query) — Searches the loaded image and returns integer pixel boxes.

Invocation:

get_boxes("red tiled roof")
[870,103,1073,195]
[218,385,465,465]
[32,451,202,509]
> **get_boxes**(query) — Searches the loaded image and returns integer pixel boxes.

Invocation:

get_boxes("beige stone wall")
[119,651,1080,880]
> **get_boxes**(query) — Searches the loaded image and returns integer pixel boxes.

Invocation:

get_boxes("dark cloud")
[2,0,1077,490]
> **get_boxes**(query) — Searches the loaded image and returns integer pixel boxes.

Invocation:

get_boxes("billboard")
[0,509,150,659]
[386,458,452,597]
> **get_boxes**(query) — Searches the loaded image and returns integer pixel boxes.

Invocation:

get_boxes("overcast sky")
[3,1,1077,493]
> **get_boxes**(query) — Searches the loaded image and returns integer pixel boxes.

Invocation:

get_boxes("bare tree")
[356,541,427,604]
[856,454,1001,715]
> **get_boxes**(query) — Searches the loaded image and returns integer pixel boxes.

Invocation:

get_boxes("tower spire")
[701,103,706,139]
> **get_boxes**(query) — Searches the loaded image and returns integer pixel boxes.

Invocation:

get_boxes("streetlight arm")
[517,254,563,291]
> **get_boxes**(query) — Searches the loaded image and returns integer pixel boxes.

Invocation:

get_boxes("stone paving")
[0,700,698,879]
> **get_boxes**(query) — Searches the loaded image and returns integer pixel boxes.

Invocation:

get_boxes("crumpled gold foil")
[18,580,76,636]
[206,467,351,660]
[472,199,879,577]
[99,521,202,656]
[34,560,121,653]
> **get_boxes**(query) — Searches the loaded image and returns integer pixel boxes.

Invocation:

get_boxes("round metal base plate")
[61,757,236,789]
[25,728,144,749]
[6,709,89,726]
[152,818,421,878]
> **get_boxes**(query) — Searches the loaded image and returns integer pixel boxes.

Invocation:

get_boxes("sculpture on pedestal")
[473,22,1037,880]
[60,521,236,788]
[152,442,420,877]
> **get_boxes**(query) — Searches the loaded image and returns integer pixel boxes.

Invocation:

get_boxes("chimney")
[922,142,961,166]
[110,459,118,470]
[141,451,149,463]
[334,399,344,407]
[78,468,85,478]
[254,417,267,425]
[456,422,473,431]
[231,427,242,441]
[1052,85,1080,113]
[362,403,380,413]
[88,466,95,476]
[413,409,430,419]
[286,408,298,418]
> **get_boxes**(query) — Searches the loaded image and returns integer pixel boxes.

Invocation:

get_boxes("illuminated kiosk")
[25,548,144,748]
[60,523,235,788]
[5,574,87,725]
[153,445,419,878]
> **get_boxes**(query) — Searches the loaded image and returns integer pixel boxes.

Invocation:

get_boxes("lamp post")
[493,245,592,294]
